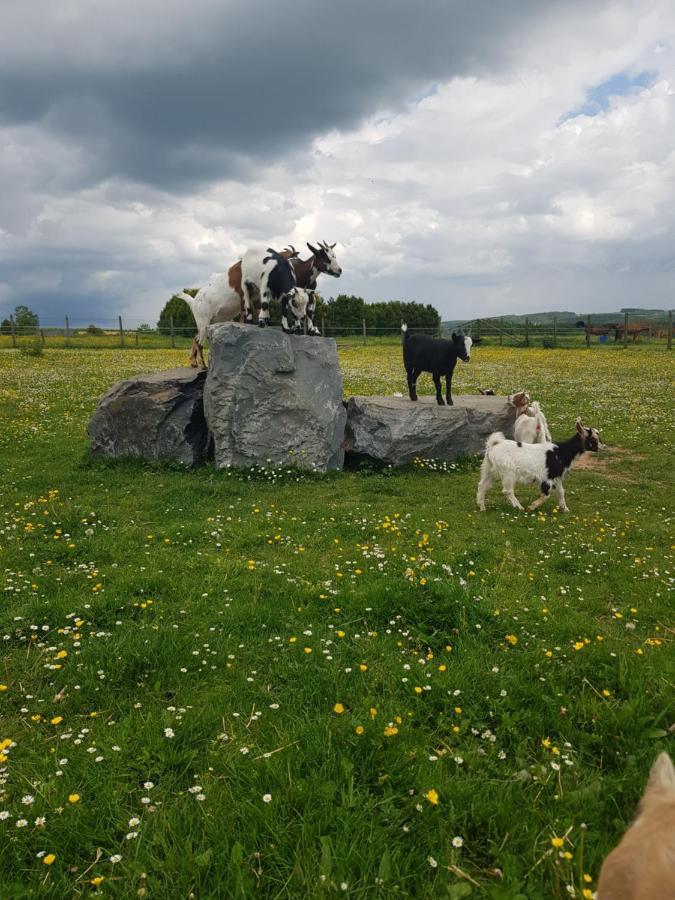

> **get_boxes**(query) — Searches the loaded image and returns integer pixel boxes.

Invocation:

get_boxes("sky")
[1,0,674,326]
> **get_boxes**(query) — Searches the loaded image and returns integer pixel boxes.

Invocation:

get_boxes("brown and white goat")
[508,391,552,443]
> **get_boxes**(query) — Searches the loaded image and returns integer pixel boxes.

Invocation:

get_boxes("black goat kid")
[402,325,474,406]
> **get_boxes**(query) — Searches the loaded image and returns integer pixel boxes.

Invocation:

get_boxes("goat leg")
[281,297,292,334]
[433,373,445,405]
[242,281,256,324]
[406,368,418,401]
[445,374,454,406]
[306,300,320,336]
[189,338,200,368]
[527,481,552,513]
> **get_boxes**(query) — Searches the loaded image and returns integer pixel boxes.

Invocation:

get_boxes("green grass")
[0,346,673,898]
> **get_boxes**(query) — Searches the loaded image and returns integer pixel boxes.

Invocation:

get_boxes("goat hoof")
[308,328,320,336]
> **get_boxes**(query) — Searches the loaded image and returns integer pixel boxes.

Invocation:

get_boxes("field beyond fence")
[0,309,672,351]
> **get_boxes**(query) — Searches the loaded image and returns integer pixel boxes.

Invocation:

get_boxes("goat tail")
[176,291,195,307]
[485,431,505,452]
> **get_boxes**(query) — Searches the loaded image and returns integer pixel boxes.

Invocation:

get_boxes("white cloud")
[1,0,674,322]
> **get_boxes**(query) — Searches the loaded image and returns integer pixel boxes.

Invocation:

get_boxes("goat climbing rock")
[204,323,346,472]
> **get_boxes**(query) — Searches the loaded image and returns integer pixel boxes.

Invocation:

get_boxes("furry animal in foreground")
[597,752,675,899]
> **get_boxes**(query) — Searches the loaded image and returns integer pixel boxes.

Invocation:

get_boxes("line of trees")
[156,292,440,333]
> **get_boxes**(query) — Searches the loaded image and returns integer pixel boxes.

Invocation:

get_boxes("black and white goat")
[402,324,473,406]
[476,418,605,513]
[240,248,314,334]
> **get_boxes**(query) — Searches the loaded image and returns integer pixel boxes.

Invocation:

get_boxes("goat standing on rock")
[240,248,314,333]
[476,417,605,513]
[180,241,341,367]
[402,325,473,406]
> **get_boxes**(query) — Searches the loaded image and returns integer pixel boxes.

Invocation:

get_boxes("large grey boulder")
[88,367,209,466]
[344,395,515,466]
[204,323,346,472]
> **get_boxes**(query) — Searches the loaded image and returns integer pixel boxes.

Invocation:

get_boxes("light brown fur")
[597,752,675,899]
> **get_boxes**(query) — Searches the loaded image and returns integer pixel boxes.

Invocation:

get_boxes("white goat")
[477,418,604,513]
[177,275,241,367]
[513,400,552,444]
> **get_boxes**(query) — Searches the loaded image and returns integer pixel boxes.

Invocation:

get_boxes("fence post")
[321,316,325,338]
[135,329,139,348]
[623,311,628,349]
[586,314,591,348]
[524,317,529,346]
[65,316,71,348]
[118,316,124,348]
[668,310,672,351]
[475,319,481,342]
[437,319,442,339]
[362,318,367,345]
[9,315,17,348]
[40,329,45,346]
[499,318,503,347]
[552,316,557,347]
[170,316,175,348]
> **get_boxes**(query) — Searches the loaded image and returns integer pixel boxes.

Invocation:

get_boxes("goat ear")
[451,332,457,340]
[307,243,320,255]
[575,417,585,434]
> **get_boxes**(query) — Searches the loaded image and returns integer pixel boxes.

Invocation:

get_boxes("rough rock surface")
[204,323,346,472]
[344,395,515,466]
[88,368,209,466]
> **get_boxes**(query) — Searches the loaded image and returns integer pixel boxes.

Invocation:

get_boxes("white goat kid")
[513,400,552,444]
[477,418,604,513]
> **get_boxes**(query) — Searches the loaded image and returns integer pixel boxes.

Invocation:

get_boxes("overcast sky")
[1,0,674,325]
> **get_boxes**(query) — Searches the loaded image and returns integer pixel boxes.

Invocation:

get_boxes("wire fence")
[0,311,672,350]
[462,311,673,349]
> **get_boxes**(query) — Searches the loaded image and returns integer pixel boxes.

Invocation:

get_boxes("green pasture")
[0,345,672,898]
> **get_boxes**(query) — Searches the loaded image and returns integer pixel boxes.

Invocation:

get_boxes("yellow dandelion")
[551,837,564,848]
[68,793,80,804]
[43,854,56,865]
[333,703,345,715]
[424,789,439,805]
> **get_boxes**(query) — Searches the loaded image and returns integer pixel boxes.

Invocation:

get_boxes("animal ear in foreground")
[597,752,675,899]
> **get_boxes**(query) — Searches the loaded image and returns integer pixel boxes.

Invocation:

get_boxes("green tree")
[13,305,39,328]
[1,305,39,333]
[157,292,197,334]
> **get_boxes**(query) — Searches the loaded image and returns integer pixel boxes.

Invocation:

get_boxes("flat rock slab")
[204,323,346,472]
[88,367,209,466]
[344,395,515,466]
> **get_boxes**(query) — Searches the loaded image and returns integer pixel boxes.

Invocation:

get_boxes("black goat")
[402,325,473,406]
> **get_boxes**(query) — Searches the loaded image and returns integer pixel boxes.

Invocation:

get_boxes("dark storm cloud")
[0,0,580,190]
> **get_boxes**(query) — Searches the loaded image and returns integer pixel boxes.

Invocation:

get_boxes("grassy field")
[0,344,672,898]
